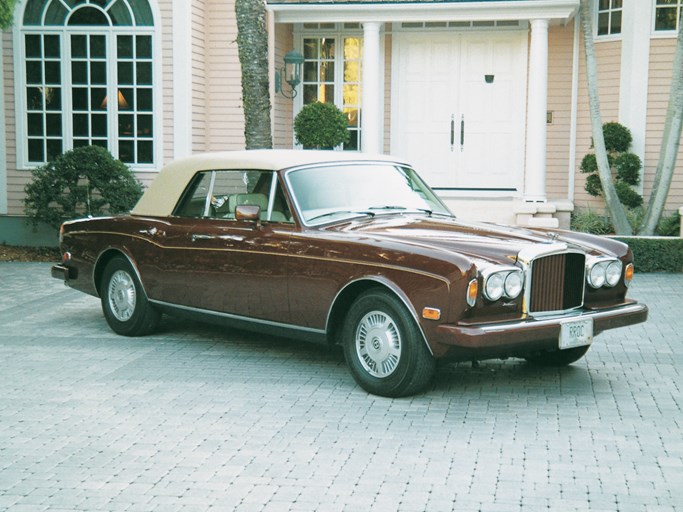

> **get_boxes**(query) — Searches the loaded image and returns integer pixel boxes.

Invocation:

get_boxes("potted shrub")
[293,102,350,149]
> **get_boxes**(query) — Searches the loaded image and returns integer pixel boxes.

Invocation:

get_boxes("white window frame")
[652,0,683,35]
[595,0,623,39]
[13,1,163,172]
[293,23,364,151]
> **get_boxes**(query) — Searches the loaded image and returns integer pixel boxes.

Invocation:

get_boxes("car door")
[139,169,294,324]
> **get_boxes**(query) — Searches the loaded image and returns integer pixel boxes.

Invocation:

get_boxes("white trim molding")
[0,34,6,214]
[172,0,192,160]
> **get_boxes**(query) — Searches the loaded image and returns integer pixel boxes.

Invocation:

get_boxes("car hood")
[325,215,608,267]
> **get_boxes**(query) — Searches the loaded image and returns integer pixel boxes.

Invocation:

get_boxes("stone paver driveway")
[0,263,681,511]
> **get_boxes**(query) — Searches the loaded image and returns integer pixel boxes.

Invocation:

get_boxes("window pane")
[90,61,107,84]
[321,39,335,59]
[611,11,622,34]
[27,87,44,110]
[26,61,42,84]
[93,139,107,150]
[303,85,317,104]
[345,130,358,151]
[119,114,134,136]
[598,13,610,35]
[73,139,89,149]
[137,88,152,111]
[27,114,43,136]
[320,85,334,103]
[91,114,107,136]
[72,62,88,84]
[118,35,133,58]
[599,0,610,9]
[137,114,153,136]
[119,140,134,162]
[45,88,61,110]
[45,61,61,85]
[26,35,42,58]
[655,7,677,30]
[73,88,88,110]
[119,89,134,110]
[137,141,153,163]
[303,39,318,59]
[304,62,318,82]
[46,139,63,161]
[91,88,107,110]
[71,35,87,58]
[136,62,152,85]
[91,35,106,58]
[136,36,152,58]
[46,113,62,136]
[73,114,89,136]
[28,139,44,161]
[44,36,60,58]
[118,62,133,84]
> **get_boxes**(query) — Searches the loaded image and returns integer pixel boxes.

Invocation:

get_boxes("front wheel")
[342,290,435,397]
[525,344,590,366]
[100,256,160,336]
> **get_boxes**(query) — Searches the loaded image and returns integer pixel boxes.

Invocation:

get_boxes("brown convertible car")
[52,150,648,397]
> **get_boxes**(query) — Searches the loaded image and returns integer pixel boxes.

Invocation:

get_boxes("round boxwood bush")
[603,122,632,153]
[584,173,603,197]
[24,145,143,229]
[614,181,643,208]
[294,102,350,149]
[614,152,642,186]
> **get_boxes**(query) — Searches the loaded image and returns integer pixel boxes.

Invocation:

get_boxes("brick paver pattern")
[0,263,681,511]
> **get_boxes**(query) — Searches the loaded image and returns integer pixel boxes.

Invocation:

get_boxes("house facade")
[1,0,682,244]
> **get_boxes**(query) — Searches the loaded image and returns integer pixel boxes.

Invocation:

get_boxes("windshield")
[286,163,453,225]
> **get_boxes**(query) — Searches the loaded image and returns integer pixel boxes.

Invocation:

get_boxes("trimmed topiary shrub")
[614,152,642,186]
[602,122,632,153]
[294,102,350,149]
[656,211,681,237]
[24,145,143,229]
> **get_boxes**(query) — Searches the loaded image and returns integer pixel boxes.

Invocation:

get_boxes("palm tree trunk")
[579,0,632,235]
[235,0,273,149]
[639,11,683,235]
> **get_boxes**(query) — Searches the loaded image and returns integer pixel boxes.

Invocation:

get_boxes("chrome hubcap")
[108,270,136,322]
[356,311,401,378]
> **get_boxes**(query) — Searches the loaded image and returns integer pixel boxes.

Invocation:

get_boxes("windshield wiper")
[307,210,375,223]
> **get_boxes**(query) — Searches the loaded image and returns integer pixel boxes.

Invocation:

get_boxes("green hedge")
[612,236,683,273]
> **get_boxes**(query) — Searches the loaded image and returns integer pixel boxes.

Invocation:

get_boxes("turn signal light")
[422,307,441,321]
[624,262,634,287]
[466,278,478,307]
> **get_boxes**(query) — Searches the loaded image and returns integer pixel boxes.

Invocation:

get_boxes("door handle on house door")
[460,115,465,152]
[450,115,455,152]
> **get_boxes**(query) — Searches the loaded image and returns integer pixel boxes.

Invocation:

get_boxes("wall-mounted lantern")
[275,49,305,99]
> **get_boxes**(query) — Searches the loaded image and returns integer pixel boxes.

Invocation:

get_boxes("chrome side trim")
[149,299,327,336]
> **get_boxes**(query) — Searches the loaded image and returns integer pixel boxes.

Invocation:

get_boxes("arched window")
[18,0,157,167]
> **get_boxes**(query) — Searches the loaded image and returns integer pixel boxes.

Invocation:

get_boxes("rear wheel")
[342,290,435,397]
[100,256,160,336]
[525,345,590,366]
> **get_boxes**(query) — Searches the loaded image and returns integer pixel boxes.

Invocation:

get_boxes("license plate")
[559,318,593,350]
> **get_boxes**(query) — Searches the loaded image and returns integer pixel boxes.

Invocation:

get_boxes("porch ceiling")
[266,0,579,25]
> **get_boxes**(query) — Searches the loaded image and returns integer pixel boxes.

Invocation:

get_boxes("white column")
[524,19,549,202]
[173,0,192,159]
[0,34,7,214]
[361,22,382,154]
[619,1,652,194]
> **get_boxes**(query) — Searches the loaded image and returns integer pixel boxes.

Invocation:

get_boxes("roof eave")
[267,0,579,25]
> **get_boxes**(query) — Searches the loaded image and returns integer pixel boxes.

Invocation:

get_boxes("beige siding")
[191,0,207,154]
[645,38,683,214]
[204,0,245,151]
[546,24,575,200]
[573,38,622,211]
[2,30,21,215]
[160,0,174,168]
[273,23,294,149]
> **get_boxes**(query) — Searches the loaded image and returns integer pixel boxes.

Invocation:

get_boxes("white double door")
[392,31,528,191]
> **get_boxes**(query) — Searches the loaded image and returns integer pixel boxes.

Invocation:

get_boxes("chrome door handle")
[460,115,465,152]
[450,115,455,152]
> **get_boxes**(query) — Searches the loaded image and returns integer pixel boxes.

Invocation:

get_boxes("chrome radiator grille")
[528,253,585,313]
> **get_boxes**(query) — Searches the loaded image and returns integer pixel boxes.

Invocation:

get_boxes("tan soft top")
[132,149,406,217]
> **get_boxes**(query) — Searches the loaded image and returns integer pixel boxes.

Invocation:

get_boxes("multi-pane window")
[299,27,363,151]
[19,0,155,167]
[654,0,683,31]
[597,0,623,36]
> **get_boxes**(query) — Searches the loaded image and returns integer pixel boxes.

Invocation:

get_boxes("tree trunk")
[579,0,632,235]
[235,0,272,150]
[639,11,683,235]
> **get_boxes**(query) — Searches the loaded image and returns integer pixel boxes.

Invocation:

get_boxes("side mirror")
[235,204,261,224]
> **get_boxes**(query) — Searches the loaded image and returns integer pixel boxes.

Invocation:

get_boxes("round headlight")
[588,262,606,288]
[484,273,505,301]
[605,260,623,287]
[504,271,523,299]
